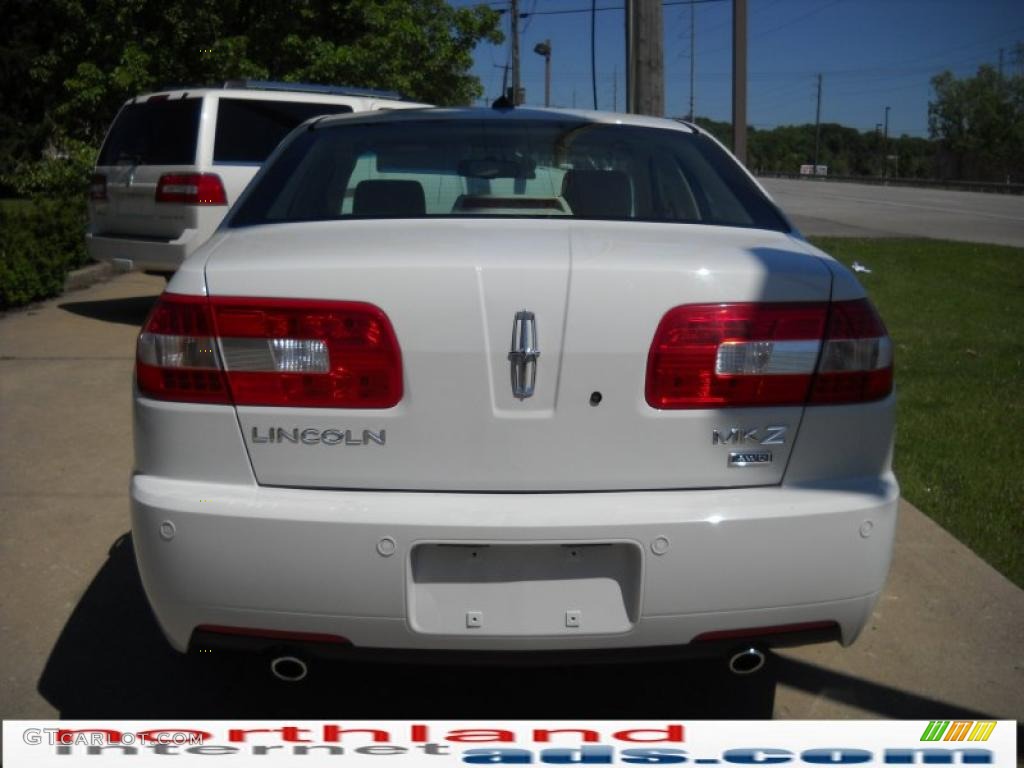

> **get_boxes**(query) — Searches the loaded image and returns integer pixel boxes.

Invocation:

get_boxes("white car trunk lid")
[203,219,832,491]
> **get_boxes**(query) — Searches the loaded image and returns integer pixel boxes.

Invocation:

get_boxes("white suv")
[132,107,897,679]
[87,80,427,274]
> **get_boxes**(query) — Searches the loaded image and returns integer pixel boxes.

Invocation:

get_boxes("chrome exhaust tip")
[727,647,766,675]
[270,655,309,682]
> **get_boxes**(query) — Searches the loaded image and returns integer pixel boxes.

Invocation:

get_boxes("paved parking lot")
[1,271,1022,723]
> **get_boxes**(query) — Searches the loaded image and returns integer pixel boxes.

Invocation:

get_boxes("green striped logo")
[921,720,996,742]
[921,721,949,741]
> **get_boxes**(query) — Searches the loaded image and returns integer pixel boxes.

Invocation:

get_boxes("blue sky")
[450,0,1024,137]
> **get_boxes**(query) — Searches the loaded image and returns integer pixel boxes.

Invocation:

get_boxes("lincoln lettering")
[251,428,386,446]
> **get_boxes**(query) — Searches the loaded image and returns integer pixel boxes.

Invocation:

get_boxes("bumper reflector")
[693,620,839,642]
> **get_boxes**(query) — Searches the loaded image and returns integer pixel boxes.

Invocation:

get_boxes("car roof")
[312,106,698,134]
[125,86,415,106]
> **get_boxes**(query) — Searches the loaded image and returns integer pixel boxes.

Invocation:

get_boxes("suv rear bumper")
[131,473,899,655]
[86,230,199,271]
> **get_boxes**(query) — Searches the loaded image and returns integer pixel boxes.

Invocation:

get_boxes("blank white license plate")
[408,542,641,636]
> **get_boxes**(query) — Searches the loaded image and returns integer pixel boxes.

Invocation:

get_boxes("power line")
[664,32,1019,87]
[520,0,538,36]
[522,0,726,17]
[695,0,778,41]
[695,0,842,57]
[747,75,818,98]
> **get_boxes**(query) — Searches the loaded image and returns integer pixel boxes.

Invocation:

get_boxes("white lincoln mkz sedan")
[131,106,897,681]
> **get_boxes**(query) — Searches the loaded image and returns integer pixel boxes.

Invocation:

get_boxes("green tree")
[929,64,1024,182]
[893,135,934,179]
[694,116,938,178]
[0,2,65,182]
[3,0,503,158]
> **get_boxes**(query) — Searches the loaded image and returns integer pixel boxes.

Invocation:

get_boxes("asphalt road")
[761,178,1024,247]
[2,272,1021,724]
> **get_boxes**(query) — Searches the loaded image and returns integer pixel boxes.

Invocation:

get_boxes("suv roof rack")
[221,79,405,101]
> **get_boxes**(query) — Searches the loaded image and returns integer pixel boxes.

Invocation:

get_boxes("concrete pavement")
[761,178,1024,247]
[778,500,1023,720]
[1,272,1021,722]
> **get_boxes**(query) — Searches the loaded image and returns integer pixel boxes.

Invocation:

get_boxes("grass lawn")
[810,237,1023,588]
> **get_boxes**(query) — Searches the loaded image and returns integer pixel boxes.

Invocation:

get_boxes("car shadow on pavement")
[38,534,775,719]
[58,295,158,327]
[773,656,997,720]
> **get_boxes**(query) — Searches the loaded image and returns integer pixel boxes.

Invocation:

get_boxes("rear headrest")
[353,180,426,217]
[562,169,632,219]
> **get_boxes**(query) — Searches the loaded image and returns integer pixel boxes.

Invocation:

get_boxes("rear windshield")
[214,98,355,163]
[229,117,789,231]
[98,98,201,166]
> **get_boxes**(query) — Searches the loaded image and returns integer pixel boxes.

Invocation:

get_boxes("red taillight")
[646,299,892,409]
[89,173,107,201]
[809,299,893,404]
[136,294,230,404]
[646,303,828,408]
[137,294,403,408]
[155,173,227,205]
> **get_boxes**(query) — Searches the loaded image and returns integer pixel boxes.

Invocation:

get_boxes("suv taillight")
[137,294,403,408]
[89,173,107,201]
[155,173,227,205]
[646,299,892,409]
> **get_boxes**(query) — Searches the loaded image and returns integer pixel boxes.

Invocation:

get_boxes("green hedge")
[0,141,95,310]
[0,199,89,309]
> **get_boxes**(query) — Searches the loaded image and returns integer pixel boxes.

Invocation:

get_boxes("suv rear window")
[98,98,201,166]
[213,99,355,164]
[230,118,790,232]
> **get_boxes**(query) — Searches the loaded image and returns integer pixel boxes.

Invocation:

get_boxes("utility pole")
[591,0,598,108]
[534,40,552,107]
[875,122,883,178]
[613,66,618,112]
[625,0,664,116]
[998,47,1004,80]
[625,0,632,110]
[510,0,522,105]
[732,0,748,164]
[813,73,822,169]
[883,105,890,178]
[688,0,696,120]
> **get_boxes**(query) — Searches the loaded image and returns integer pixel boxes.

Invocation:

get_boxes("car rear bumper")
[131,473,898,656]
[188,621,845,665]
[86,230,198,271]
